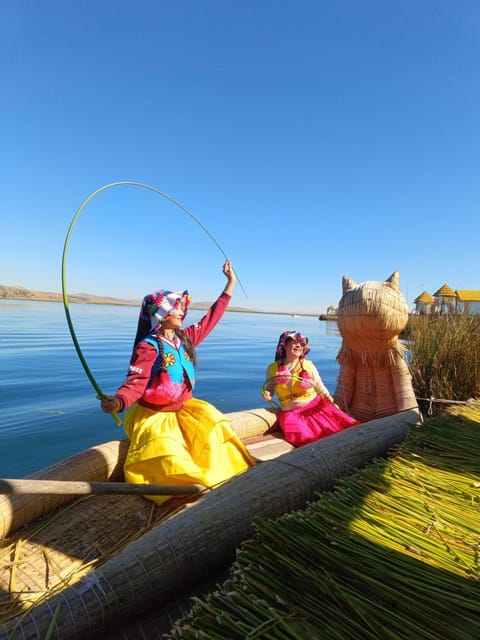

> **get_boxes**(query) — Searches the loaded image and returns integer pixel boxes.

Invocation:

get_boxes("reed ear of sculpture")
[386,271,400,289]
[342,275,357,293]
[334,271,419,423]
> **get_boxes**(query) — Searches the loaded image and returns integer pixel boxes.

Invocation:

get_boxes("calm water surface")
[0,300,341,476]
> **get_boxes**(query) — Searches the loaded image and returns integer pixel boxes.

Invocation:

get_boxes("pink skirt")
[278,395,359,446]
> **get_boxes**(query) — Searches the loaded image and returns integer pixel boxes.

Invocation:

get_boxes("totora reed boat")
[0,269,424,638]
[0,406,421,640]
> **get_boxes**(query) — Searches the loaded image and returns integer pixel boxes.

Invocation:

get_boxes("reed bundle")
[167,402,480,640]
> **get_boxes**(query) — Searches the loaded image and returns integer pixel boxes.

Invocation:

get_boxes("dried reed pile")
[166,401,480,640]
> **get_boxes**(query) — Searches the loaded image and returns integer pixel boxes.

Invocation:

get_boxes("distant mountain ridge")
[0,284,250,313]
[0,284,139,306]
[0,284,316,316]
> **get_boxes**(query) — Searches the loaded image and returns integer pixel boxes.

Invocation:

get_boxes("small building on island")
[456,290,480,315]
[433,283,457,315]
[413,284,480,316]
[414,291,435,315]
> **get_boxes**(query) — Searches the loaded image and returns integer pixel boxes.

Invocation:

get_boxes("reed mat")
[0,494,196,625]
[165,402,480,640]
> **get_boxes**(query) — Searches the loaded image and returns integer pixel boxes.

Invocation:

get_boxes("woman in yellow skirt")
[100,261,254,504]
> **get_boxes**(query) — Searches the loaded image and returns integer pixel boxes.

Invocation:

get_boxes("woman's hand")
[262,390,272,402]
[222,260,237,295]
[98,395,124,414]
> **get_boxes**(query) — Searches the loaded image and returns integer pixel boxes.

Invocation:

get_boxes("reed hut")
[433,283,456,315]
[414,290,434,315]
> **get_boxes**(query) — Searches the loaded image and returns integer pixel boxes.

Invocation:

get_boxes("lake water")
[0,300,341,477]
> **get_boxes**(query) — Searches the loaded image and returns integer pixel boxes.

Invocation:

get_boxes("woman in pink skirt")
[263,330,359,446]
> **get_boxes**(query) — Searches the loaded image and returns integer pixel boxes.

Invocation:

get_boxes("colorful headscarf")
[274,330,310,361]
[140,289,191,329]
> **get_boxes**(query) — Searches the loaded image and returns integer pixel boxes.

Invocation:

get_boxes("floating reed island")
[163,400,480,640]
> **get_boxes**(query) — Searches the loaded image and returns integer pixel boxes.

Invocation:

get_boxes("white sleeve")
[310,362,331,397]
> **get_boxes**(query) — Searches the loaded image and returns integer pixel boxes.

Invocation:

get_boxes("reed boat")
[0,406,421,640]
[0,268,424,638]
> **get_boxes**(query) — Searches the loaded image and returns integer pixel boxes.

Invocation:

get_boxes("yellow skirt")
[123,398,255,505]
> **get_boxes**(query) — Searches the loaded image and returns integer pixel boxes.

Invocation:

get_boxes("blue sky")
[1,0,478,314]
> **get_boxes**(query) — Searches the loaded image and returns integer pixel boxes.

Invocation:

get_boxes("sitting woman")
[263,330,359,446]
[100,261,254,504]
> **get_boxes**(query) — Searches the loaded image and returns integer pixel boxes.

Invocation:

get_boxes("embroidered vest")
[143,335,196,388]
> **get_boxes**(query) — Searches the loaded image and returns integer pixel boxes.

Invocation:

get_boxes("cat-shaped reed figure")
[333,271,418,422]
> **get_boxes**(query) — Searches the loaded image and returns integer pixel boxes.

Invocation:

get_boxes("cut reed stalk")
[166,403,480,640]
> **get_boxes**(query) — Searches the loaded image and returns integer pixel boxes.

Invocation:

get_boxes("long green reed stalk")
[406,315,480,416]
[166,403,480,640]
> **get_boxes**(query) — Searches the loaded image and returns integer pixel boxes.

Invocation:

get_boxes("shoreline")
[0,285,319,318]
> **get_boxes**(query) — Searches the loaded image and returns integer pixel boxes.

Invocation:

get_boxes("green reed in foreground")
[406,315,480,417]
[166,403,480,640]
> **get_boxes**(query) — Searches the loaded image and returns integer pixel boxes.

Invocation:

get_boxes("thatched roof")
[456,289,480,302]
[414,291,434,304]
[433,283,456,297]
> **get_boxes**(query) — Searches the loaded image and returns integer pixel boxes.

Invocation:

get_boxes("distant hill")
[0,285,213,309]
[0,285,138,306]
[0,284,317,316]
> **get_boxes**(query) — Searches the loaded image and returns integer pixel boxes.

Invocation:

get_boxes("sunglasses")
[286,339,307,347]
